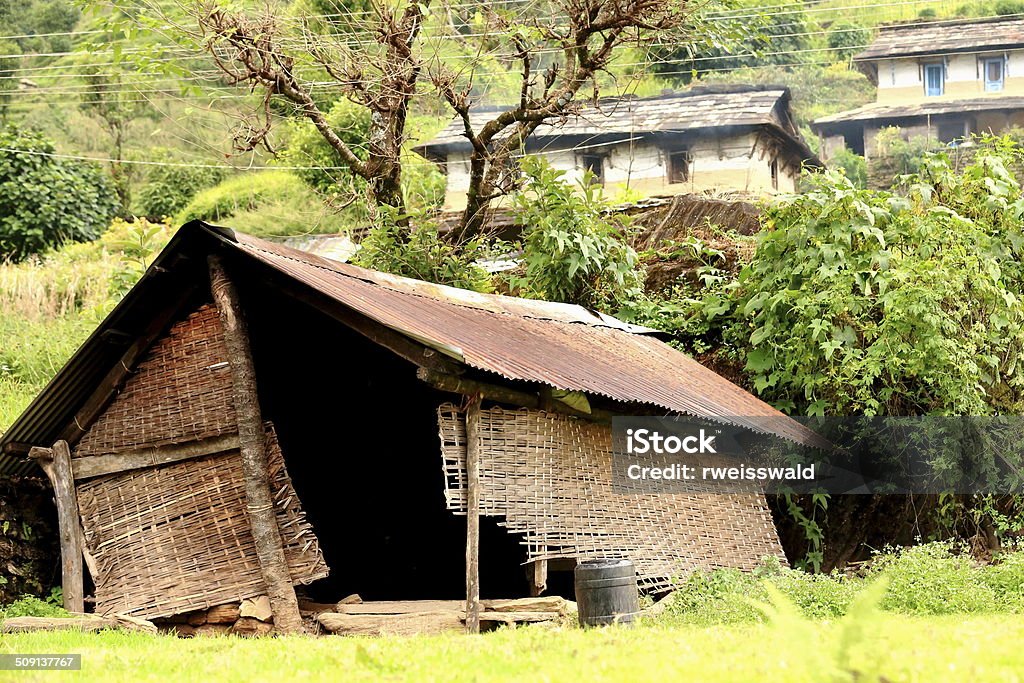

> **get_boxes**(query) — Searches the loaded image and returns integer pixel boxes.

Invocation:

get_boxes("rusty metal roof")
[229,230,825,447]
[855,17,1024,61]
[0,222,825,474]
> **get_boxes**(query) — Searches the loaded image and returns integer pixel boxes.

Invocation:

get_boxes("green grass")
[1,615,1023,682]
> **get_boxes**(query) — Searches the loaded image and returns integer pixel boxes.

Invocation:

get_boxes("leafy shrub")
[828,148,867,189]
[663,558,858,625]
[508,157,642,311]
[353,207,494,292]
[277,98,370,198]
[0,126,118,262]
[137,157,226,218]
[0,595,68,621]
[868,543,997,615]
[659,542,1024,627]
[828,22,871,61]
[732,142,1024,416]
[995,0,1024,15]
[176,170,348,236]
[873,127,944,175]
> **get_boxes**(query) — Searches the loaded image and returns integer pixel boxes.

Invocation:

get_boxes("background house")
[416,86,820,209]
[814,17,1024,159]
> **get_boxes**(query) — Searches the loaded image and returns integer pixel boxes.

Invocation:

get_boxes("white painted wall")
[439,132,797,208]
[877,49,1024,96]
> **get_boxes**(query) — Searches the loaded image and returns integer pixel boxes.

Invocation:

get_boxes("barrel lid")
[577,558,634,569]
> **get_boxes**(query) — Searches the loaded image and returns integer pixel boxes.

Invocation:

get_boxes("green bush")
[353,207,494,292]
[995,0,1024,14]
[732,142,1024,416]
[136,158,226,219]
[868,543,997,615]
[508,157,642,311]
[0,126,118,262]
[176,170,349,237]
[828,148,867,189]
[658,542,1024,627]
[0,595,68,621]
[662,558,858,625]
[828,22,871,61]
[277,98,370,197]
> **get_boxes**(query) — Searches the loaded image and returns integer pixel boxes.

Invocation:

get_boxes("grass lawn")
[2,614,1023,682]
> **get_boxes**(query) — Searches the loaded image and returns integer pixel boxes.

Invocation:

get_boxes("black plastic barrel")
[574,559,640,627]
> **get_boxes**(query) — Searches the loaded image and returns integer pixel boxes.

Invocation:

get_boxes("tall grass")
[0,219,172,435]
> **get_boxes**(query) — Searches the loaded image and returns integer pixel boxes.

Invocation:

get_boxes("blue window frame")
[924,63,944,96]
[985,58,1005,92]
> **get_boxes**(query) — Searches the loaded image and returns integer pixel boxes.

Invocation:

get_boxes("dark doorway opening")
[242,278,534,601]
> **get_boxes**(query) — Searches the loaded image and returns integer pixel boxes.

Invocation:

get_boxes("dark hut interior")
[241,273,540,602]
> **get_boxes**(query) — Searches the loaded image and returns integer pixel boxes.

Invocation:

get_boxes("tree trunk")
[208,255,304,635]
[455,155,491,241]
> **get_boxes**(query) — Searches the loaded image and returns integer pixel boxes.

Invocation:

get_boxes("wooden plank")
[1,615,116,633]
[318,611,463,636]
[465,393,482,634]
[0,614,156,634]
[337,600,464,615]
[71,434,241,480]
[485,597,569,614]
[530,557,548,597]
[30,442,84,613]
[417,369,613,423]
[475,611,559,623]
[333,597,571,615]
[209,255,304,635]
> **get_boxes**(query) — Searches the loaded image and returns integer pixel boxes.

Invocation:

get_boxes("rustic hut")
[0,222,821,633]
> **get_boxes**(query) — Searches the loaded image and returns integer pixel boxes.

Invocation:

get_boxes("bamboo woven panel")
[77,425,328,618]
[438,404,785,592]
[75,305,237,457]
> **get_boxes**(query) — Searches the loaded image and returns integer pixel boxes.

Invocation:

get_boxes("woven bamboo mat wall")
[77,426,328,618]
[438,404,785,592]
[75,305,237,457]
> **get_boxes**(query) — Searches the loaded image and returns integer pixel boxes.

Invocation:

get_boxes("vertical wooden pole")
[209,255,304,635]
[465,393,482,634]
[529,553,548,597]
[30,442,83,613]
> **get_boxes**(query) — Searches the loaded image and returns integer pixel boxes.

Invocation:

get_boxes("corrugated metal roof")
[227,231,825,447]
[855,17,1024,61]
[813,95,1024,126]
[0,222,826,474]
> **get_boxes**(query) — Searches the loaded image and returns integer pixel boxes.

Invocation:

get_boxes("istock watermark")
[611,416,1024,495]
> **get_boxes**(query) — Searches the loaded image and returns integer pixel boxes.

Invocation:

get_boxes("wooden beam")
[417,369,613,423]
[30,442,83,613]
[529,556,548,597]
[464,393,482,635]
[71,434,240,480]
[209,255,304,635]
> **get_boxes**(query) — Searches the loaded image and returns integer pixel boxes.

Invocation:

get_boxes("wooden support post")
[29,442,83,613]
[465,393,483,634]
[209,255,304,635]
[529,554,548,597]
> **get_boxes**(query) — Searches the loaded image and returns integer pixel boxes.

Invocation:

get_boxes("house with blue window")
[812,16,1024,160]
